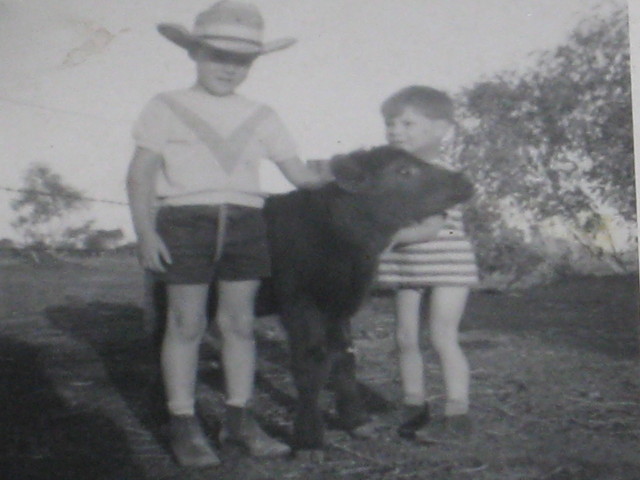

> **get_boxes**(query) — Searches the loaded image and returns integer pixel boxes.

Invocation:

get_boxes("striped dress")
[375,195,479,289]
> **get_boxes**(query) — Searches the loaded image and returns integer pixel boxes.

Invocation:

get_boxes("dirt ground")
[0,255,638,480]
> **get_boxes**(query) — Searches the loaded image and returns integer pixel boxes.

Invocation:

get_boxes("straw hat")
[157,0,296,56]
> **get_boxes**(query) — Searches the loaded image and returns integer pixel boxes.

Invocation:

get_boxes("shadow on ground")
[43,297,392,453]
[44,302,171,452]
[3,266,638,480]
[0,335,145,480]
[464,274,639,359]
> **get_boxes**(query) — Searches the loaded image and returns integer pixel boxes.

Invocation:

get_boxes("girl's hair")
[381,85,454,122]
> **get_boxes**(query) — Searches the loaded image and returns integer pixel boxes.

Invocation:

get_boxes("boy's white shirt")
[132,87,298,207]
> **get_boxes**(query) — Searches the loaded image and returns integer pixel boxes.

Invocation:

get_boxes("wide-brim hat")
[158,0,296,56]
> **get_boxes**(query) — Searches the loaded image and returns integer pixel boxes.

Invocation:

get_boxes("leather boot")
[415,414,473,444]
[168,414,220,467]
[219,405,291,457]
[397,403,431,439]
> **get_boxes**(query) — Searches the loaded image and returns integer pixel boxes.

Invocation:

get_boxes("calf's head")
[330,146,473,223]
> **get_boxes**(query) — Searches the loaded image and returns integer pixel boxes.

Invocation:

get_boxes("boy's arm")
[275,156,334,189]
[389,214,446,247]
[126,147,171,272]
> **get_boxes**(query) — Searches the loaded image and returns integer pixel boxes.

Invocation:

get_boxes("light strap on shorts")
[214,204,228,262]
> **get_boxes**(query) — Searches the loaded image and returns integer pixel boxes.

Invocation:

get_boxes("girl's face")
[384,106,451,159]
[192,47,255,96]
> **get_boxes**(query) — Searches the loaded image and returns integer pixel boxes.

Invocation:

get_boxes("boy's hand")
[277,156,333,189]
[390,214,446,248]
[137,232,172,272]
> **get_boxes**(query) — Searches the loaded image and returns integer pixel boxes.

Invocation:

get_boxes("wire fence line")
[0,186,129,206]
[0,95,126,124]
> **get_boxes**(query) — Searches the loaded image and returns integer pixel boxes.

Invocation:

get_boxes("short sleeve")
[132,96,173,154]
[257,108,298,163]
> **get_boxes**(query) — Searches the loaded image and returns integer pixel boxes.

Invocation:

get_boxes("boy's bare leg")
[216,279,290,457]
[395,288,431,438]
[415,286,472,443]
[163,284,219,467]
[429,285,470,415]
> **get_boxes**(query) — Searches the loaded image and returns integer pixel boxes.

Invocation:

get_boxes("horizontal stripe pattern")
[376,207,479,287]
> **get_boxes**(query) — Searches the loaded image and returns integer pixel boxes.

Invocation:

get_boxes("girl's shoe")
[397,403,431,439]
[414,414,473,444]
[168,414,221,467]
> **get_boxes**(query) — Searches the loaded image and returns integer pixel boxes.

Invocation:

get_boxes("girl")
[375,86,479,442]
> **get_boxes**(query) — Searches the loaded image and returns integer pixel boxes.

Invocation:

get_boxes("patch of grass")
[0,256,638,479]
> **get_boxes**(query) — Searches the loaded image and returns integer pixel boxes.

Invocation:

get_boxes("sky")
[0,0,635,242]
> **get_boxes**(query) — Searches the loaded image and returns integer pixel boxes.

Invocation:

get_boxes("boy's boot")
[219,405,291,457]
[397,403,431,439]
[414,414,473,444]
[168,414,220,467]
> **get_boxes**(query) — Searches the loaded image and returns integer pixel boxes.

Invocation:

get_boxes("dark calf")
[144,146,472,457]
[263,146,473,455]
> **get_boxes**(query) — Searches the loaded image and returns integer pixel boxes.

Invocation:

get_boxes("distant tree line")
[8,164,126,254]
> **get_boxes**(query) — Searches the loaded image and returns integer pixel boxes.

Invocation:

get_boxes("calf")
[263,146,473,456]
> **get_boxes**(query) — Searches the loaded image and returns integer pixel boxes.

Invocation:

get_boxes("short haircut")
[381,85,454,122]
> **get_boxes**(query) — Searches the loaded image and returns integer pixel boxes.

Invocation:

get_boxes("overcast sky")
[0,0,634,241]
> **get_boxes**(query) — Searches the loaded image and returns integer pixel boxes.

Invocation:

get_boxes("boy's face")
[192,47,255,96]
[384,106,451,158]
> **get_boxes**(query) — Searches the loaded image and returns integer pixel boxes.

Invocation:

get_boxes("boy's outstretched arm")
[389,214,446,248]
[126,147,172,272]
[276,156,334,189]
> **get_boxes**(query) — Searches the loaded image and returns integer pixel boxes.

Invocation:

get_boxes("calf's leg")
[291,345,332,453]
[282,302,332,453]
[332,347,369,431]
[328,322,369,433]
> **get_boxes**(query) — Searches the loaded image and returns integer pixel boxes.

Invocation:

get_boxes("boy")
[127,1,329,467]
[375,86,479,442]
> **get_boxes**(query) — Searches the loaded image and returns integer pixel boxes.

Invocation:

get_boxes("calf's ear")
[330,154,373,193]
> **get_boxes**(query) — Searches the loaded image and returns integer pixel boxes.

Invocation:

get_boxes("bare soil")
[0,255,638,480]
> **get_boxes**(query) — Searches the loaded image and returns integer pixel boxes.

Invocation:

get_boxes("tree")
[10,163,91,249]
[454,4,635,278]
[0,238,16,250]
[83,228,124,251]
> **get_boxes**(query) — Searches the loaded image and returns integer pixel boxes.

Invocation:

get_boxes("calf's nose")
[451,173,474,203]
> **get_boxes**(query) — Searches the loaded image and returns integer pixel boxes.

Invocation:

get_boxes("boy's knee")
[429,334,460,355]
[218,314,255,341]
[396,329,420,353]
[167,309,207,342]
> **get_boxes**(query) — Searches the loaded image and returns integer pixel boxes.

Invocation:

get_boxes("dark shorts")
[154,204,271,284]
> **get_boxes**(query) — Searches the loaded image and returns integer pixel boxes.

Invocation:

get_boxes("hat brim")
[157,23,296,55]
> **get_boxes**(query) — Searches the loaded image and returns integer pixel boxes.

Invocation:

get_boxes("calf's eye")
[397,166,414,177]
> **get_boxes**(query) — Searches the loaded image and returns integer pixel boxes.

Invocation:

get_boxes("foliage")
[10,163,91,249]
[454,3,635,280]
[0,238,16,249]
[83,229,125,251]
